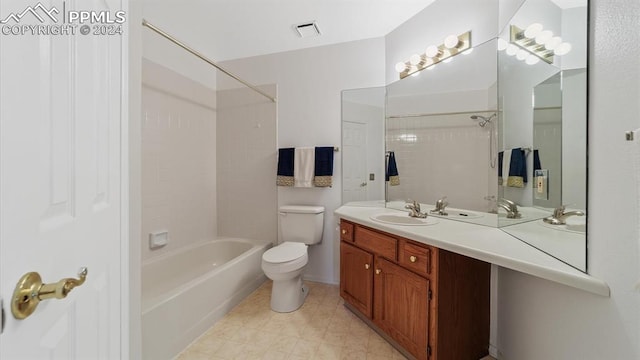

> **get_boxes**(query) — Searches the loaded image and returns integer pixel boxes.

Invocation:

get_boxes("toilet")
[262,205,325,312]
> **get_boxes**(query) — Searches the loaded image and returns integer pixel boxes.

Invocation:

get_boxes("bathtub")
[141,238,270,360]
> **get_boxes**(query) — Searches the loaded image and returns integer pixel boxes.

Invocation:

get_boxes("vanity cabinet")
[339,220,490,360]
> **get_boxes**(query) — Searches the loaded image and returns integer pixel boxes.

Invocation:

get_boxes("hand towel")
[533,149,541,171]
[294,147,315,187]
[314,146,334,187]
[386,151,400,186]
[276,148,295,186]
[500,149,512,187]
[506,148,527,188]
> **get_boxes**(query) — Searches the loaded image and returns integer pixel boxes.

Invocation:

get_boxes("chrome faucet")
[498,198,521,219]
[405,200,428,218]
[543,205,585,225]
[430,196,449,216]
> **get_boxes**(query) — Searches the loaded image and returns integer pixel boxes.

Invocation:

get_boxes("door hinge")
[427,345,432,357]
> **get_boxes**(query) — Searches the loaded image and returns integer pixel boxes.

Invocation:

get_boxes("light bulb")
[395,62,407,73]
[497,38,508,51]
[554,42,572,56]
[461,48,474,55]
[524,23,543,38]
[409,54,422,65]
[516,49,528,60]
[444,34,460,49]
[506,44,518,56]
[525,54,540,65]
[425,45,440,58]
[544,36,562,50]
[535,30,553,45]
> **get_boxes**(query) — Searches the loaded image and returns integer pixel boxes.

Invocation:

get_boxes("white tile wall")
[216,85,278,244]
[386,112,496,212]
[141,59,217,261]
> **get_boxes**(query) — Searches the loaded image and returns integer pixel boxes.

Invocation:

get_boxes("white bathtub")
[141,238,270,360]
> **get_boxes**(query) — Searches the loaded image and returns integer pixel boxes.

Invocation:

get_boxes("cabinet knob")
[341,229,347,235]
[409,255,417,263]
[375,269,381,275]
[364,264,370,270]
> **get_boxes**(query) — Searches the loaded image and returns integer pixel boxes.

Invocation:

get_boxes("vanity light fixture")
[509,24,572,64]
[396,31,472,79]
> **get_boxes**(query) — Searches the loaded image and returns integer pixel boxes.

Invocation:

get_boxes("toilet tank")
[279,205,325,245]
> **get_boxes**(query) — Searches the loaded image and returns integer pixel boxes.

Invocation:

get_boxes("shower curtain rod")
[142,19,277,103]
[387,109,497,119]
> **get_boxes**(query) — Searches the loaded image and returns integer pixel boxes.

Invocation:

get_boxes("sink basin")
[539,218,586,234]
[370,213,438,226]
[430,208,482,220]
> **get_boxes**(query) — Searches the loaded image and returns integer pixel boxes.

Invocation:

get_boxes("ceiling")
[142,0,435,61]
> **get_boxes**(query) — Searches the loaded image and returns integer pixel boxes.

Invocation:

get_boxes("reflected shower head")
[470,113,496,127]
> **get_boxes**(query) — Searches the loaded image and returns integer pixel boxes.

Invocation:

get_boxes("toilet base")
[270,277,309,313]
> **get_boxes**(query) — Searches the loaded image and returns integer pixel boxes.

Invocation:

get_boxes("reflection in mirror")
[498,0,587,272]
[384,39,498,227]
[341,87,386,206]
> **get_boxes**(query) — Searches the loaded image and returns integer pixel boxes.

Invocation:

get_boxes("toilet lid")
[263,242,307,263]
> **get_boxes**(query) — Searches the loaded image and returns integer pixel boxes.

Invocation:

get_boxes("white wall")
[140,59,217,262]
[216,85,278,243]
[219,38,386,284]
[496,1,640,359]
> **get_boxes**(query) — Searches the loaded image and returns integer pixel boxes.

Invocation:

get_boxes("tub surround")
[335,205,609,296]
[142,238,270,360]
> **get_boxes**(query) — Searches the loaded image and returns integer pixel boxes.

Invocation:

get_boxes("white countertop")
[335,204,609,297]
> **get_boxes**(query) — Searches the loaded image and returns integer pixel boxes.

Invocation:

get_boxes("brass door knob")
[11,267,88,320]
[409,256,417,263]
[365,264,370,270]
[341,229,347,235]
[375,269,381,275]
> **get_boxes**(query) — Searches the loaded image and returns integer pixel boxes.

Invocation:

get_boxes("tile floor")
[177,281,408,360]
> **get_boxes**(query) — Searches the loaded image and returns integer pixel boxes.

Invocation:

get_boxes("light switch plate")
[149,231,169,249]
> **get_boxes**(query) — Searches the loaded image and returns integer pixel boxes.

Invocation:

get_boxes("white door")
[342,121,368,203]
[0,0,125,358]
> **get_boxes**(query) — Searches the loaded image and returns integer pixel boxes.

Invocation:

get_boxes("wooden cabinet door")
[374,258,429,360]
[340,241,374,318]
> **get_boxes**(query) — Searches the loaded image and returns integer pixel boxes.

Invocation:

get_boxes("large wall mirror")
[341,0,587,272]
[497,0,587,271]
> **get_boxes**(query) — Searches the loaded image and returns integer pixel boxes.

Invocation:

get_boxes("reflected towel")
[386,151,400,186]
[276,148,295,186]
[499,149,512,187]
[294,147,315,187]
[533,149,542,171]
[506,148,527,188]
[314,146,334,187]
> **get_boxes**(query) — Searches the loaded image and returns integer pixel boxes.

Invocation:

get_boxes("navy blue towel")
[386,151,400,186]
[276,148,295,186]
[314,147,334,187]
[533,149,542,171]
[498,149,527,187]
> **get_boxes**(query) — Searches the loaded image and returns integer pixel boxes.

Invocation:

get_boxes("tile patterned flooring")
[177,281,408,360]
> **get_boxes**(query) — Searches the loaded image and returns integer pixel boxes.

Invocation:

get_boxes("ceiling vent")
[294,21,321,38]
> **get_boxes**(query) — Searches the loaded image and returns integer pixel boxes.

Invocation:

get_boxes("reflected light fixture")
[509,24,572,64]
[395,31,472,79]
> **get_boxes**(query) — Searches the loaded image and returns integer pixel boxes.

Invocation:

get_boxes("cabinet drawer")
[399,239,431,276]
[354,226,397,260]
[340,221,354,242]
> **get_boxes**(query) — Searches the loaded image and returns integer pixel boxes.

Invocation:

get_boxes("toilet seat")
[262,242,308,273]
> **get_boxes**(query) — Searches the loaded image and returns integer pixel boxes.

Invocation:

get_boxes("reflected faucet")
[543,205,585,225]
[405,200,428,218]
[498,198,521,219]
[430,196,449,216]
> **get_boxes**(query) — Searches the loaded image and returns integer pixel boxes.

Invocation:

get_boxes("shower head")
[470,113,496,127]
